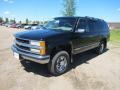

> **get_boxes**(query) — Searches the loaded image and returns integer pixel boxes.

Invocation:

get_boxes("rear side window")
[96,21,109,32]
[88,20,97,32]
[101,21,109,31]
[95,21,102,31]
[88,20,109,32]
[77,19,86,29]
[77,19,89,32]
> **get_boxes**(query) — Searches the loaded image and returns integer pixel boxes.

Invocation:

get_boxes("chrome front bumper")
[12,45,50,64]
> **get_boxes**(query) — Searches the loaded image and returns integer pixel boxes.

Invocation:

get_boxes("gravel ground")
[0,26,120,90]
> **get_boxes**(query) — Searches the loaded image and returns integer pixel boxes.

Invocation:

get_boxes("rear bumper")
[12,45,50,64]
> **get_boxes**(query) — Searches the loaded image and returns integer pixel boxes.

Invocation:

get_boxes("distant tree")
[0,17,3,23]
[32,21,40,24]
[36,21,40,24]
[19,21,22,24]
[39,21,41,24]
[41,21,44,25]
[62,0,76,16]
[10,18,16,23]
[26,18,29,24]
[13,18,16,23]
[10,19,13,23]
[33,21,36,24]
[5,18,9,23]
[44,21,48,24]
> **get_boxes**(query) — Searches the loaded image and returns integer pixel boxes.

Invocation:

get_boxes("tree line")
[0,17,47,24]
[0,17,16,23]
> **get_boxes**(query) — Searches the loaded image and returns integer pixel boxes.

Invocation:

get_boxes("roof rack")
[85,16,100,21]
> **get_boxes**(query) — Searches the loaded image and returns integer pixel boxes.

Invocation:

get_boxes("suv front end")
[12,37,50,64]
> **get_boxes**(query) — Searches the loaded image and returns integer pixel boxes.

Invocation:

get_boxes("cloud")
[3,0,14,4]
[3,11,15,18]
[3,0,9,2]
[4,11,10,15]
[117,8,120,11]
[9,0,14,3]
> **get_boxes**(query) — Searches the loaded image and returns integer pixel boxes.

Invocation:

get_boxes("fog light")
[30,48,40,53]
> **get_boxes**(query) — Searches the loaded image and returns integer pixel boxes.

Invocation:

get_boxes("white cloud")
[3,0,9,2]
[3,0,14,4]
[3,11,15,18]
[117,8,120,11]
[4,11,10,15]
[9,0,14,3]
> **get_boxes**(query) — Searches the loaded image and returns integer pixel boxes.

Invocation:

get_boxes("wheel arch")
[49,43,72,61]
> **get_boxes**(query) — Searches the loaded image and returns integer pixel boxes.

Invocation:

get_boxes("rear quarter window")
[99,21,109,32]
[87,19,109,33]
[88,20,98,32]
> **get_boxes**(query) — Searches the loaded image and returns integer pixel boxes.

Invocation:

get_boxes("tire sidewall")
[98,41,105,54]
[49,51,70,76]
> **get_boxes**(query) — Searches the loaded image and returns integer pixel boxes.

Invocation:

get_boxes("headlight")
[30,41,46,55]
[30,41,40,46]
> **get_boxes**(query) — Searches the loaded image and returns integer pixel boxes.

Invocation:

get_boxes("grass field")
[110,29,120,45]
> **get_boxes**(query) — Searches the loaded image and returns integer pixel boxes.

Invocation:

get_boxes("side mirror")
[75,29,85,33]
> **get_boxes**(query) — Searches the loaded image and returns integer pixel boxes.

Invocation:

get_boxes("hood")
[15,29,71,41]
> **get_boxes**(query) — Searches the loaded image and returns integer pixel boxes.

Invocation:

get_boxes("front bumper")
[12,45,50,64]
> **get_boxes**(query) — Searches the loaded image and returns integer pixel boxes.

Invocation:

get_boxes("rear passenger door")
[88,19,101,46]
[72,19,92,54]
[72,19,100,54]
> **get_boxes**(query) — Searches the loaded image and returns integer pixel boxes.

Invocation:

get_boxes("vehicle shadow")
[20,49,109,77]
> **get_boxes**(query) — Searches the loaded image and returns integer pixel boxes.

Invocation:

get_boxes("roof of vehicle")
[55,16,104,22]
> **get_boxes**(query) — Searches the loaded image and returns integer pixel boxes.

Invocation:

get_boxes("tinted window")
[94,21,102,31]
[101,21,109,31]
[77,19,86,29]
[88,20,107,32]
[88,20,97,32]
[97,21,109,32]
[88,19,109,33]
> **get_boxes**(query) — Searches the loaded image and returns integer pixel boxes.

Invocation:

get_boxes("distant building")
[108,22,120,29]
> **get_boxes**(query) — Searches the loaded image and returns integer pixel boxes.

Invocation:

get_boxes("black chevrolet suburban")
[12,17,110,75]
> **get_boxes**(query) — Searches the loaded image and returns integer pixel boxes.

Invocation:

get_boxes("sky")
[0,0,120,22]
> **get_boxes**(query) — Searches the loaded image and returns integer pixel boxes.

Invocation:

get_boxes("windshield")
[44,18,77,31]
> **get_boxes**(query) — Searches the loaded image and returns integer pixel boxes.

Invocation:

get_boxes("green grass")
[110,29,120,45]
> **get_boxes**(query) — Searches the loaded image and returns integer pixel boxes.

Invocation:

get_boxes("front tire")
[48,51,70,76]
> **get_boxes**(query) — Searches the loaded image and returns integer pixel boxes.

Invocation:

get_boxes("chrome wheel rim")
[56,55,68,73]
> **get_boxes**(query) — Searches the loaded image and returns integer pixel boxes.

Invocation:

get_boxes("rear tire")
[48,51,70,76]
[96,41,106,54]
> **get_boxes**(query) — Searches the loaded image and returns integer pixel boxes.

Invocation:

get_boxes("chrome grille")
[15,38,30,51]
[16,44,30,51]
[16,38,29,44]
[14,37,40,55]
